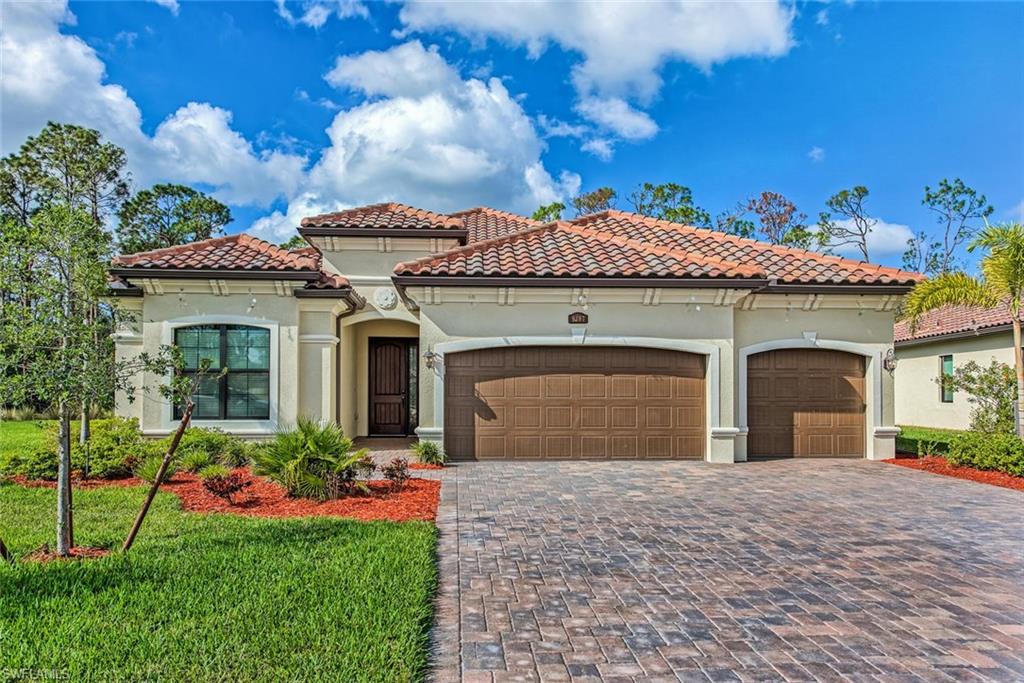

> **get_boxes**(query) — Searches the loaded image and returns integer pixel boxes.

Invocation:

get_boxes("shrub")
[895,426,959,456]
[0,444,60,480]
[201,470,252,504]
[180,448,216,473]
[251,417,371,500]
[381,457,410,492]
[0,417,156,480]
[167,428,252,468]
[135,455,178,484]
[198,464,231,479]
[410,440,445,466]
[947,432,1024,477]
[939,360,1016,433]
[77,417,157,479]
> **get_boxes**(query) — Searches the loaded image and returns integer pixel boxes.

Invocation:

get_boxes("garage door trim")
[429,335,721,456]
[737,337,880,458]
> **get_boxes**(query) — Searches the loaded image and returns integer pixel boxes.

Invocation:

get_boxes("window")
[940,354,954,403]
[174,325,270,420]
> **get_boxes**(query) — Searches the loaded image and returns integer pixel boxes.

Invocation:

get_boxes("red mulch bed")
[409,462,444,471]
[884,455,1024,492]
[25,546,111,563]
[9,469,440,522]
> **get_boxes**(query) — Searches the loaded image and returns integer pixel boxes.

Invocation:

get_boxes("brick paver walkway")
[429,459,1024,682]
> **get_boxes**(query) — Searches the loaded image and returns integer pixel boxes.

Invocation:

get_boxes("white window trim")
[159,315,280,434]
[423,335,723,459]
[737,337,888,459]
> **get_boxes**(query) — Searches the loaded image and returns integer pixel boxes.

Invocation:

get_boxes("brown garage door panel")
[747,349,866,458]
[445,347,705,460]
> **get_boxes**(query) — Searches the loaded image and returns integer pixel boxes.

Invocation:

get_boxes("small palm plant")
[252,417,373,500]
[902,222,1024,436]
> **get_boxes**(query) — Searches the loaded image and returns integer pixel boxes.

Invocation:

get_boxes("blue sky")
[2,1,1022,269]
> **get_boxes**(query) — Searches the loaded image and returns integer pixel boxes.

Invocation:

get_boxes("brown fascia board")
[292,286,367,310]
[391,275,770,289]
[299,226,469,242]
[108,268,320,281]
[894,323,1014,348]
[755,282,917,295]
[106,285,144,297]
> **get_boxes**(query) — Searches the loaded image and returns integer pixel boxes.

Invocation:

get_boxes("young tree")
[531,201,565,223]
[279,234,308,250]
[921,178,994,274]
[817,186,876,261]
[0,205,116,555]
[903,222,1024,436]
[627,182,712,227]
[571,187,617,216]
[117,184,232,254]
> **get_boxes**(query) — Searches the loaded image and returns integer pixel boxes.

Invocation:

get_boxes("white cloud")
[275,0,367,29]
[575,97,658,141]
[306,41,580,219]
[295,88,340,110]
[397,1,793,155]
[825,218,915,260]
[152,0,179,16]
[250,192,349,242]
[536,114,587,139]
[3,4,580,243]
[808,146,826,163]
[816,9,829,26]
[581,138,614,162]
[0,1,306,208]
[325,40,459,98]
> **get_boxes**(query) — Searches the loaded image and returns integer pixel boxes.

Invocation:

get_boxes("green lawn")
[0,419,55,459]
[0,482,438,681]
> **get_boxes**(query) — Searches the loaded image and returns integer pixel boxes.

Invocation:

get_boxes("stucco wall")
[341,317,419,437]
[315,236,461,280]
[894,332,1014,430]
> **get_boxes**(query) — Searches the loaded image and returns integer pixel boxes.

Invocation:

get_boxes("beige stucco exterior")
[114,233,904,461]
[894,331,1015,430]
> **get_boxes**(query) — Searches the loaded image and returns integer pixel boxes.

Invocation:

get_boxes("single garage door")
[445,346,705,460]
[747,349,866,458]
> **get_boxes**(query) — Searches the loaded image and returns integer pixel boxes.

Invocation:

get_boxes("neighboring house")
[894,305,1020,430]
[109,202,921,462]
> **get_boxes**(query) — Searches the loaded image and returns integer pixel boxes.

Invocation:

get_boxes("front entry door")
[369,338,416,435]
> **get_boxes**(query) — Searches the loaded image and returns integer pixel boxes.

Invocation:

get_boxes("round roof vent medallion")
[374,287,398,310]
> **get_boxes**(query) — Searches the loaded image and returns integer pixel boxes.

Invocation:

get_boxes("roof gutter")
[293,286,367,312]
[109,268,320,281]
[753,282,917,295]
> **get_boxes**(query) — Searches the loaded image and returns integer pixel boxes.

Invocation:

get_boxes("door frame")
[367,336,419,436]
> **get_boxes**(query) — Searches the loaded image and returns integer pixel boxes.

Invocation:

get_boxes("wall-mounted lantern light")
[423,348,439,369]
[883,348,897,373]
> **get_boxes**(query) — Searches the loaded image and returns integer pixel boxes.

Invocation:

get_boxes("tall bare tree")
[921,178,994,274]
[571,187,617,216]
[817,186,877,260]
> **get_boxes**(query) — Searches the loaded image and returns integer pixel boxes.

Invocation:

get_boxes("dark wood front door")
[369,338,416,435]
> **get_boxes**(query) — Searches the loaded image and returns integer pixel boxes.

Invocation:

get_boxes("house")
[109,202,921,462]
[894,304,1020,430]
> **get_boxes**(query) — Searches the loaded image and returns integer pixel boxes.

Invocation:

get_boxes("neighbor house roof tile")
[450,207,543,243]
[894,304,1020,343]
[394,222,763,280]
[112,234,319,272]
[301,202,464,231]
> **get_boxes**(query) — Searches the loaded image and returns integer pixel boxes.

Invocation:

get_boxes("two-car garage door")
[444,346,705,460]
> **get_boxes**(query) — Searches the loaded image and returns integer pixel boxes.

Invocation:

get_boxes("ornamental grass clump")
[410,440,445,466]
[252,417,372,500]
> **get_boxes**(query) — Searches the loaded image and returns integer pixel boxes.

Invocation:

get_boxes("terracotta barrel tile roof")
[301,202,464,231]
[574,211,923,286]
[394,222,763,280]
[450,207,542,243]
[895,303,1019,343]
[113,234,319,272]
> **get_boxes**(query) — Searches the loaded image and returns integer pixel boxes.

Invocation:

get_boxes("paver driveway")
[429,459,1024,682]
